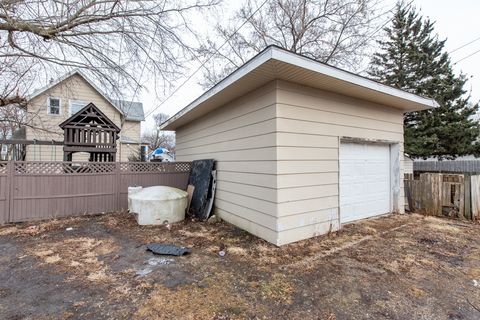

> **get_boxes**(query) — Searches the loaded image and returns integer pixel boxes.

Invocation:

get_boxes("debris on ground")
[146,243,191,256]
[207,215,220,223]
[218,243,226,257]
[24,225,39,235]
[135,257,175,277]
[1,212,480,319]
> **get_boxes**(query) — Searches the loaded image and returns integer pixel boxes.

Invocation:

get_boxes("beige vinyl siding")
[404,156,414,174]
[120,120,142,162]
[175,79,406,245]
[175,82,278,241]
[25,74,141,162]
[119,143,141,162]
[25,145,64,161]
[122,120,141,141]
[275,80,405,244]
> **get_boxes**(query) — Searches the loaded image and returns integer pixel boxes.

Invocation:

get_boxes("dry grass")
[135,272,259,320]
[27,236,118,283]
[260,273,294,304]
[2,212,480,319]
[0,226,18,236]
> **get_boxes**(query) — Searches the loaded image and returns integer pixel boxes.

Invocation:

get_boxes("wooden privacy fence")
[0,161,191,224]
[404,173,480,220]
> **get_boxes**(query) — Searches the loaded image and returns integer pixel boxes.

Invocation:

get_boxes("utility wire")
[141,0,271,121]
[454,48,480,64]
[143,0,414,123]
[449,35,480,54]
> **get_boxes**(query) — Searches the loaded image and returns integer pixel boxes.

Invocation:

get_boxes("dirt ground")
[0,212,479,320]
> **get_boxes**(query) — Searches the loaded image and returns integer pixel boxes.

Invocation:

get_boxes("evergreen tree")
[368,2,480,159]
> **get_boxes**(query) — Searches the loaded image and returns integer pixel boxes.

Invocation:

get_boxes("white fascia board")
[270,48,439,109]
[160,48,274,130]
[161,46,439,130]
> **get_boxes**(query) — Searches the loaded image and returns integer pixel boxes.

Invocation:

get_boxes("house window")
[47,97,61,115]
[69,100,86,116]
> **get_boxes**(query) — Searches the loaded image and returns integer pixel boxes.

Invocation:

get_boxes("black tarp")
[188,159,216,220]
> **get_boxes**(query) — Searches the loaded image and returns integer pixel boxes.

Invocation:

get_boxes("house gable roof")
[161,46,439,130]
[59,102,120,132]
[28,70,144,122]
[112,99,145,121]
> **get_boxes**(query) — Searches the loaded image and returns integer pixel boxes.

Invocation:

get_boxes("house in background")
[404,155,414,175]
[19,70,145,162]
[161,46,438,246]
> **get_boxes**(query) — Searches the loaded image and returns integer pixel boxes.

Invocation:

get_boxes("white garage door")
[340,142,391,224]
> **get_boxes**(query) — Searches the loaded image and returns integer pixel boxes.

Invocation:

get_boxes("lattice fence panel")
[14,162,116,175]
[120,162,191,173]
[0,162,8,174]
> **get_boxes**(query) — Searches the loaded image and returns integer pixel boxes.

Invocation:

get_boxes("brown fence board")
[404,173,467,219]
[0,161,191,224]
[471,175,480,219]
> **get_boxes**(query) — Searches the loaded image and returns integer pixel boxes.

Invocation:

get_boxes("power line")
[454,48,480,64]
[449,35,480,54]
[143,0,416,124]
[141,0,270,121]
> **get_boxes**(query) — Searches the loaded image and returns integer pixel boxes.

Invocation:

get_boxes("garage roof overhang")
[161,46,439,130]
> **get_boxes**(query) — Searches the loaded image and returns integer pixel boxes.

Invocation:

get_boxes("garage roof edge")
[160,46,438,130]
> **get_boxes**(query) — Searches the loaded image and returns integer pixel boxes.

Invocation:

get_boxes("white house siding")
[175,82,279,243]
[404,156,414,174]
[25,74,141,161]
[274,80,405,245]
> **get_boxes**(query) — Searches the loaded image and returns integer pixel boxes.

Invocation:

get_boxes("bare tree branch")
[0,0,218,130]
[199,0,383,89]
[142,113,175,152]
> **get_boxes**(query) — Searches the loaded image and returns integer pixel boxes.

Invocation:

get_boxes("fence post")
[115,162,121,211]
[464,173,472,220]
[6,161,14,223]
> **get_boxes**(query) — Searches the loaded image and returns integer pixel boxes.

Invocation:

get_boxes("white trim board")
[161,46,439,130]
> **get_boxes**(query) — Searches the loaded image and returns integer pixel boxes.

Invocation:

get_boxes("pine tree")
[368,2,480,159]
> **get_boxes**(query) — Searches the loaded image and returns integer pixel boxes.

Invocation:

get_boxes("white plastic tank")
[128,186,143,211]
[128,186,188,225]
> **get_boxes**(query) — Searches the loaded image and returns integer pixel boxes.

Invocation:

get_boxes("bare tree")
[199,0,383,88]
[142,113,175,152]
[0,104,25,159]
[0,0,218,108]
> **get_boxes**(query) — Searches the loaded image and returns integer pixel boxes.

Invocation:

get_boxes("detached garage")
[161,46,437,246]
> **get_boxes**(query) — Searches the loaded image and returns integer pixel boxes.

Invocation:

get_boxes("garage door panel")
[340,142,391,224]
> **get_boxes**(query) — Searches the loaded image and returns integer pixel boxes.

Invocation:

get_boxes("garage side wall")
[175,82,279,243]
[275,80,405,245]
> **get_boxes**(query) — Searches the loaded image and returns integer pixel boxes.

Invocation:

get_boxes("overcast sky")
[139,0,480,133]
